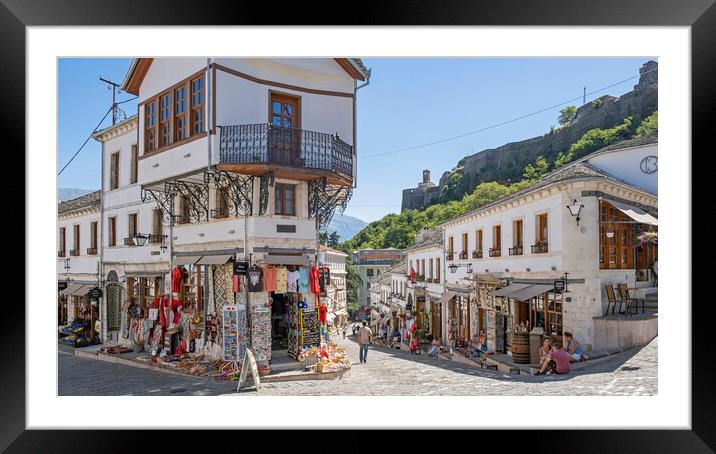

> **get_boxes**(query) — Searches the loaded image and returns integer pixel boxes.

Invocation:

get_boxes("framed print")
[7,0,713,450]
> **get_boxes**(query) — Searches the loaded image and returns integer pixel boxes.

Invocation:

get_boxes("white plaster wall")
[58,211,100,275]
[587,144,658,195]
[137,138,209,186]
[138,58,208,104]
[444,191,565,284]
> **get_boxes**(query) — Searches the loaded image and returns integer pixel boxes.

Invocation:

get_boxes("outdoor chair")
[605,285,623,316]
[617,284,641,315]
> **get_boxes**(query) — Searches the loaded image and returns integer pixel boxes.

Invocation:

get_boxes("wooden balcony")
[509,245,523,256]
[489,248,501,257]
[472,250,483,259]
[217,123,353,186]
[531,243,549,254]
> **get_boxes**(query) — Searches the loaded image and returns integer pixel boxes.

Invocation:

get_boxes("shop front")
[58,282,100,347]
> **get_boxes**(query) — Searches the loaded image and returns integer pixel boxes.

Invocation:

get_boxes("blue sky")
[58,57,654,222]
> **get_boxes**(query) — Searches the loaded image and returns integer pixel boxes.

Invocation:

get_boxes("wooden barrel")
[511,333,531,364]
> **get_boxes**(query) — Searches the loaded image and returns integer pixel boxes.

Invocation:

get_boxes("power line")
[57,106,113,176]
[362,68,657,159]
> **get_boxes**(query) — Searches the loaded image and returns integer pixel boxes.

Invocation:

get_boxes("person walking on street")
[357,321,373,363]
[342,325,347,339]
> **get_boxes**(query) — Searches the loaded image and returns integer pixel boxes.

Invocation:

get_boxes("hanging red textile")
[410,267,416,283]
[170,299,182,324]
[159,296,168,328]
[309,266,321,295]
[318,303,328,324]
[171,266,183,293]
[232,274,240,293]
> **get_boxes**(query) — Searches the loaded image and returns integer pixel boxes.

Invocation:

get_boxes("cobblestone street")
[59,335,657,396]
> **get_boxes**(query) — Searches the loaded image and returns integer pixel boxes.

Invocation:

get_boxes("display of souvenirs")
[287,269,299,293]
[287,299,300,358]
[250,300,271,363]
[275,266,288,294]
[222,305,239,361]
[298,268,310,294]
[247,265,264,292]
[300,309,320,347]
[263,266,277,292]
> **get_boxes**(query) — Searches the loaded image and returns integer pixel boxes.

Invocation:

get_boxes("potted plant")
[446,249,455,261]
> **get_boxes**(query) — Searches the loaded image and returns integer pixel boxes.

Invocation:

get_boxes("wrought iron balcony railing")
[69,249,80,256]
[123,237,136,246]
[472,250,483,259]
[489,248,501,257]
[86,247,97,255]
[58,250,66,258]
[218,123,353,180]
[531,243,549,254]
[459,251,468,260]
[509,245,524,256]
[446,253,454,261]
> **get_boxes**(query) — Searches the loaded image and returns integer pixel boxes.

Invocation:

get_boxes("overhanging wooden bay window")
[141,71,206,156]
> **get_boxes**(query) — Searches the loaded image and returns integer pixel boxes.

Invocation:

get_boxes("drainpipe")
[353,68,371,189]
[99,138,106,342]
[206,58,214,172]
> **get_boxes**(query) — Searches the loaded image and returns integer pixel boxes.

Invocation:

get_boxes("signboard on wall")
[233,261,249,276]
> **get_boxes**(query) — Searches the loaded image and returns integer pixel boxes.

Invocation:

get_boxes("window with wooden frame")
[174,85,188,141]
[476,229,483,253]
[429,258,434,280]
[599,201,634,270]
[181,266,204,312]
[59,227,66,256]
[490,225,502,256]
[159,92,172,147]
[89,221,98,254]
[109,151,120,190]
[421,259,426,279]
[108,216,117,246]
[145,101,158,153]
[533,213,549,253]
[214,187,230,218]
[128,213,138,238]
[72,224,80,256]
[179,195,191,224]
[461,232,469,256]
[447,236,454,259]
[190,75,205,135]
[130,144,138,184]
[436,257,441,282]
[510,219,524,255]
[151,209,163,243]
[274,183,296,216]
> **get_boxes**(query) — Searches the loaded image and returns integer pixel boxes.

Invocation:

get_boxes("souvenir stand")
[469,273,506,354]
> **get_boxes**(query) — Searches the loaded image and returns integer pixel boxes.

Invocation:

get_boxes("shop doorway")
[271,293,290,351]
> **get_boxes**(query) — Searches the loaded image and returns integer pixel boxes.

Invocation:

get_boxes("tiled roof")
[386,263,407,275]
[406,229,443,251]
[58,190,101,214]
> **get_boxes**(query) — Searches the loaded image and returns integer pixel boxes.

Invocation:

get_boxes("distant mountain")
[58,188,95,202]
[326,213,367,241]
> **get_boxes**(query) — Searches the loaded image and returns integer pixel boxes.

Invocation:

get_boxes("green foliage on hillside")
[634,111,658,138]
[558,106,577,126]
[554,117,634,168]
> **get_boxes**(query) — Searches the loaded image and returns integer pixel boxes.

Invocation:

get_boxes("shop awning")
[605,199,658,226]
[440,290,457,304]
[496,283,554,302]
[174,255,202,265]
[265,254,311,266]
[196,254,233,265]
[468,273,502,284]
[495,283,531,297]
[125,271,165,278]
[61,283,93,296]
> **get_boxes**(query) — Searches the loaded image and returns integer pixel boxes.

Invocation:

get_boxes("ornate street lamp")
[134,233,149,246]
[566,199,584,226]
[448,262,473,274]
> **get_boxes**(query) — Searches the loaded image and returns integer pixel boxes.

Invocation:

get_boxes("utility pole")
[99,77,122,125]
[583,86,586,106]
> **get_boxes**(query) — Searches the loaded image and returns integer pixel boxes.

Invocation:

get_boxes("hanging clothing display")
[287,269,300,293]
[232,274,240,293]
[263,266,277,293]
[298,267,310,294]
[318,303,328,324]
[275,266,288,294]
[170,299,182,325]
[171,266,183,293]
[309,266,321,295]
[247,265,264,292]
[318,267,329,295]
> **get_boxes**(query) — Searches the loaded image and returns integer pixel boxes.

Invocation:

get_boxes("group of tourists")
[535,332,588,375]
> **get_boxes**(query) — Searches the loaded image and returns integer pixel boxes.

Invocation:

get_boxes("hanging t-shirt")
[171,266,183,293]
[287,270,300,293]
[275,266,288,294]
[263,266,277,292]
[318,267,328,295]
[318,303,328,324]
[298,268,310,294]
[309,266,321,295]
[247,265,264,292]
[232,274,240,293]
[170,299,182,324]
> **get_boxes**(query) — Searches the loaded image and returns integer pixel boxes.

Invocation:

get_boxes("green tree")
[634,111,657,137]
[345,259,363,314]
[554,117,633,168]
[558,106,577,126]
[462,181,513,211]
[522,155,550,183]
[328,231,340,247]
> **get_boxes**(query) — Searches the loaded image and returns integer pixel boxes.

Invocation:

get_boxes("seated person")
[535,340,570,375]
[539,338,552,368]
[392,329,401,348]
[428,337,441,358]
[564,332,588,362]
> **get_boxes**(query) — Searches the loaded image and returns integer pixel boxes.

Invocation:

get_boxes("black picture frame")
[6,0,710,449]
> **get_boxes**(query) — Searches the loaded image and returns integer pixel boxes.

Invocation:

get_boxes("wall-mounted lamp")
[63,258,71,271]
[448,262,473,274]
[566,199,584,226]
[133,233,149,246]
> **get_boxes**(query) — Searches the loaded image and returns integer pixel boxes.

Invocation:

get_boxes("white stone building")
[319,245,348,327]
[440,136,658,351]
[58,58,370,367]
[57,191,102,326]
[352,247,403,314]
[404,228,445,341]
